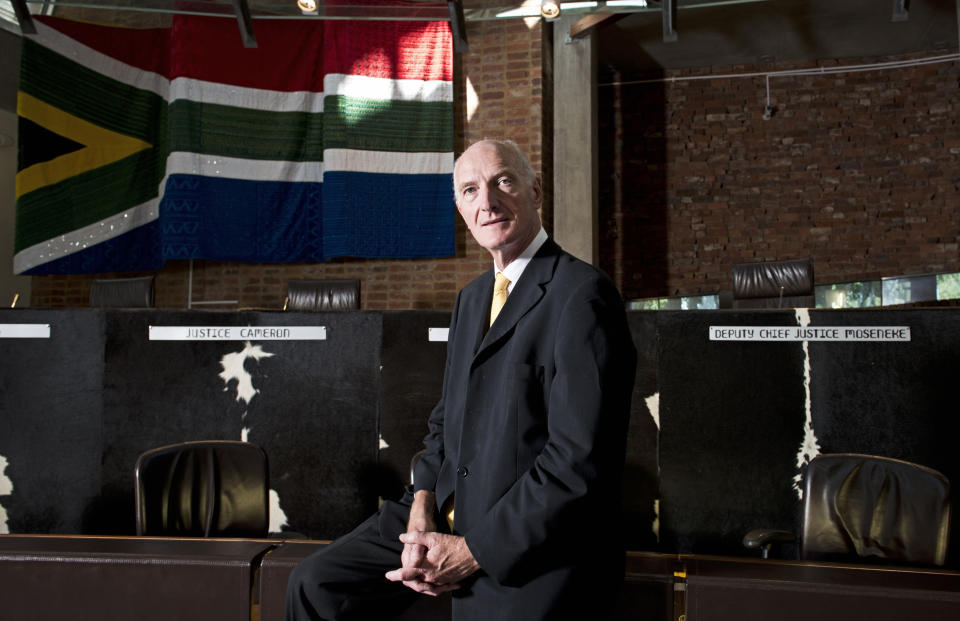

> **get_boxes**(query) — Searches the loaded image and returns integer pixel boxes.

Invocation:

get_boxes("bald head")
[454,140,537,206]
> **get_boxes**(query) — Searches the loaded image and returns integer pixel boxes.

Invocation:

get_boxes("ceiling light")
[541,0,561,20]
[297,0,318,15]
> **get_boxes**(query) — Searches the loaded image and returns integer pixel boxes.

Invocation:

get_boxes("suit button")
[457,466,469,478]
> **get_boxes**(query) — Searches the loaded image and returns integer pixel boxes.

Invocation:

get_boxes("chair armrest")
[743,528,797,558]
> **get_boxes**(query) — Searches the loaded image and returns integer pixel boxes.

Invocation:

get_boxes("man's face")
[454,141,542,268]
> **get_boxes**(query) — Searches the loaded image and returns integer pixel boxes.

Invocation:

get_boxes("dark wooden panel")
[377,311,449,502]
[0,535,272,621]
[98,310,382,539]
[657,311,806,555]
[624,313,661,551]
[0,309,105,534]
[685,555,960,621]
[2,307,959,572]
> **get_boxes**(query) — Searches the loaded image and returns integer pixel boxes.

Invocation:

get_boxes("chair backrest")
[731,259,813,308]
[89,276,156,308]
[285,279,360,311]
[135,440,269,538]
[802,453,951,566]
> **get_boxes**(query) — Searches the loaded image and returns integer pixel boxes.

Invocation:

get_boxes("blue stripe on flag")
[322,171,455,258]
[160,174,324,262]
[22,220,163,275]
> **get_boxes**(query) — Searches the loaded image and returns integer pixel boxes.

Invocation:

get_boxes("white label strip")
[428,328,449,342]
[709,326,911,342]
[0,324,51,339]
[149,326,327,341]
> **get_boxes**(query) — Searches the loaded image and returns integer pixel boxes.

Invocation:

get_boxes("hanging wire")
[599,52,960,119]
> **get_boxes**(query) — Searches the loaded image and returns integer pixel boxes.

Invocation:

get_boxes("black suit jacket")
[413,239,637,620]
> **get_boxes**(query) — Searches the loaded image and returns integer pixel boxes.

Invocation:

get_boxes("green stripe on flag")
[167,99,324,162]
[323,96,452,153]
[19,39,166,145]
[15,147,165,252]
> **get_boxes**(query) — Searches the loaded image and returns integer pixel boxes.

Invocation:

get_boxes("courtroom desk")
[682,555,960,621]
[258,543,677,621]
[14,532,956,621]
[0,534,275,621]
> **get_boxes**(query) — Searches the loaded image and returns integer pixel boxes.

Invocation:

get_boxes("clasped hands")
[385,490,480,596]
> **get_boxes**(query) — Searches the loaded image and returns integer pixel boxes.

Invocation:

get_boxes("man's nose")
[480,185,499,211]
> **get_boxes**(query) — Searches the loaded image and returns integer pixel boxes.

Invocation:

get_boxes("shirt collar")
[496,227,548,294]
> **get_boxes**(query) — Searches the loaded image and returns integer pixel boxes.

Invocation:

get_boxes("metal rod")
[15,0,778,22]
[232,0,257,48]
[661,0,677,42]
[21,1,453,21]
[11,0,37,34]
[448,0,468,52]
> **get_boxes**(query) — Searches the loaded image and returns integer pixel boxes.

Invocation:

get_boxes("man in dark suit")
[286,139,636,621]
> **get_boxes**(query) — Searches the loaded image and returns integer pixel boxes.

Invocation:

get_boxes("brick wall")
[600,54,960,301]
[28,4,544,310]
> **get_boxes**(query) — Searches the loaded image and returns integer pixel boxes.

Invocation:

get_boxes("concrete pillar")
[0,108,30,307]
[551,14,597,266]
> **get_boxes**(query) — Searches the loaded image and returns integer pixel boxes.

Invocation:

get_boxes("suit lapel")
[475,239,561,358]
[467,270,495,356]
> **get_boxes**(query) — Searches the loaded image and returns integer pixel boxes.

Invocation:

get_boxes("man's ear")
[532,175,543,206]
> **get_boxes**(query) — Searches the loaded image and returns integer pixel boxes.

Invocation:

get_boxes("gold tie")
[444,496,455,531]
[490,272,510,326]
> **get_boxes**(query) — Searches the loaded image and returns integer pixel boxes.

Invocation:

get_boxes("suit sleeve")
[463,276,637,585]
[412,289,463,494]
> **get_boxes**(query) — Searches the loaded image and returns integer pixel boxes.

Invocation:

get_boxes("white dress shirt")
[496,227,548,294]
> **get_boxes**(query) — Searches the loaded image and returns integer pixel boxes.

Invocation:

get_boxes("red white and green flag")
[15,13,454,274]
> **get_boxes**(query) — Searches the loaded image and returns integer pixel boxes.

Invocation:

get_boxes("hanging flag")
[14,13,454,275]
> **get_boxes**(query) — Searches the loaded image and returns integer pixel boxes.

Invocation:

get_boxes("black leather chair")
[284,279,360,311]
[89,275,156,307]
[134,440,269,538]
[744,453,952,566]
[731,259,813,308]
[410,448,425,486]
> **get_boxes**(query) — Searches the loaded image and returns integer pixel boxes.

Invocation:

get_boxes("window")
[0,1,18,27]
[630,271,960,310]
[882,275,938,306]
[0,0,51,34]
[936,273,960,301]
[628,294,719,310]
[814,281,881,308]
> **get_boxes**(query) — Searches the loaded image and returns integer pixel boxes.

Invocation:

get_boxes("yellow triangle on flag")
[16,91,153,199]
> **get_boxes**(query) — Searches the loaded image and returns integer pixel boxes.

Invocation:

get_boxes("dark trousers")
[284,493,446,621]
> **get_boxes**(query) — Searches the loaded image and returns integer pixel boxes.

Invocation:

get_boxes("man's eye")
[498,177,513,187]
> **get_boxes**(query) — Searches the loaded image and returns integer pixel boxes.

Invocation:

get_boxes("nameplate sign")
[149,326,327,341]
[428,328,449,342]
[0,323,51,339]
[709,326,911,342]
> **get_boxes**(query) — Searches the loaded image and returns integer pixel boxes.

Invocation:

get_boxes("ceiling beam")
[448,1,469,53]
[11,0,36,35]
[569,13,627,41]
[232,0,257,48]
